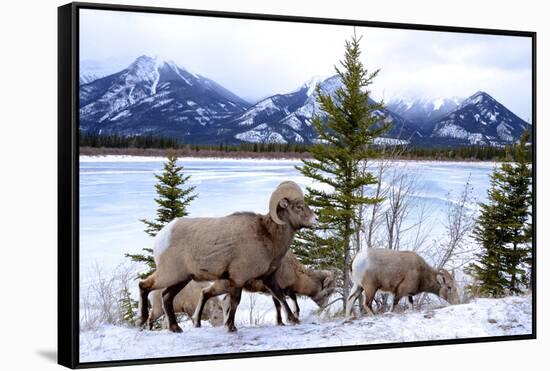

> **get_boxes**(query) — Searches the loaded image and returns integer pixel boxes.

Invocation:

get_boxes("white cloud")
[80,9,532,121]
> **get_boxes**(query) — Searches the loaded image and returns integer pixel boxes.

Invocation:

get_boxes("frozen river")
[79,156,496,284]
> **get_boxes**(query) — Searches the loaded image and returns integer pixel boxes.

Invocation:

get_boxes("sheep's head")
[269,181,316,229]
[436,269,459,305]
[311,270,336,308]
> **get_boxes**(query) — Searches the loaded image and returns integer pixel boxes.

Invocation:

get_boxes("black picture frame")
[58,2,537,368]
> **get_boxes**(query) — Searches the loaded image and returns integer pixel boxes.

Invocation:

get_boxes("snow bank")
[79,295,532,363]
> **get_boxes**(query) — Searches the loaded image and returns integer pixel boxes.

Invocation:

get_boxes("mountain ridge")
[79,56,529,147]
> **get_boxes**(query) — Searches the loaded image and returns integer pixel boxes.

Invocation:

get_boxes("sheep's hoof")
[192,318,201,328]
[226,325,238,333]
[289,318,300,325]
[276,322,285,326]
[169,324,183,333]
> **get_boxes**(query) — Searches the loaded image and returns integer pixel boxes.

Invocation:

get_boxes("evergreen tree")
[118,286,138,326]
[126,154,197,279]
[466,132,532,296]
[292,33,388,301]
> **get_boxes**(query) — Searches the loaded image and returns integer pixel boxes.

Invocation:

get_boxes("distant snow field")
[79,295,532,362]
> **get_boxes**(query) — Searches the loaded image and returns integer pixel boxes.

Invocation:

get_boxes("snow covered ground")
[79,294,532,363]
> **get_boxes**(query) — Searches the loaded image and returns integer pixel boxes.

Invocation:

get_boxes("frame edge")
[58,2,79,369]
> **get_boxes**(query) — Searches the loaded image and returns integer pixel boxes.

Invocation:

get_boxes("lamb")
[148,281,224,329]
[137,180,317,333]
[345,248,459,317]
[213,251,335,326]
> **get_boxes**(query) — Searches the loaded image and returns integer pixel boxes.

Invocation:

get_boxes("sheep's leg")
[221,294,230,325]
[345,283,363,317]
[138,269,190,327]
[137,273,157,327]
[391,295,403,313]
[272,296,285,326]
[289,291,300,318]
[225,286,243,333]
[147,291,163,330]
[362,283,377,316]
[262,274,300,325]
[192,280,231,328]
[162,278,191,333]
[408,295,414,311]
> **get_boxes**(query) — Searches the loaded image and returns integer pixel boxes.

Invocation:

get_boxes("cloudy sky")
[80,9,532,121]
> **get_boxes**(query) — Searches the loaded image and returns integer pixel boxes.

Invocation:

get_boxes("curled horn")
[322,271,335,290]
[269,181,304,225]
[437,268,448,284]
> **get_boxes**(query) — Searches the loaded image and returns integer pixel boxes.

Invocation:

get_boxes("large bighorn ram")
[148,281,224,329]
[345,248,459,317]
[211,251,335,326]
[138,181,316,333]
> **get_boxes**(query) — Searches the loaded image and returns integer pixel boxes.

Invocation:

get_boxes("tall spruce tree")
[466,132,532,297]
[126,154,197,279]
[292,33,388,301]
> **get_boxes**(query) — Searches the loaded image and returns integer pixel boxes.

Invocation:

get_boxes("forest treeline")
[80,132,532,162]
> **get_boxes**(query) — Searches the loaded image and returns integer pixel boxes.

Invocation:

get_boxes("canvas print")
[77,8,534,363]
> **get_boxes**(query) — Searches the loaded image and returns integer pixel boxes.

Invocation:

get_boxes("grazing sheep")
[217,251,335,326]
[138,181,316,333]
[345,248,459,317]
[148,281,224,329]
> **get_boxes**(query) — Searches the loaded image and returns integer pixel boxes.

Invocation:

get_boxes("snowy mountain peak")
[291,74,334,96]
[317,75,342,94]
[387,95,464,134]
[220,74,419,146]
[79,55,250,138]
[431,91,529,145]
[457,91,495,109]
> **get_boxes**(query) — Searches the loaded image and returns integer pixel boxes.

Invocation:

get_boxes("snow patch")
[373,137,409,146]
[433,98,444,111]
[497,123,514,142]
[79,295,532,362]
[281,115,303,130]
[435,123,469,139]
[109,110,131,121]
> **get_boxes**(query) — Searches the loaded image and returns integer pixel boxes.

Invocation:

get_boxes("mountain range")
[79,56,530,147]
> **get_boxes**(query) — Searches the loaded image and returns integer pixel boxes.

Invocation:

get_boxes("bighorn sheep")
[138,181,316,333]
[345,248,459,317]
[148,281,224,329]
[215,251,335,326]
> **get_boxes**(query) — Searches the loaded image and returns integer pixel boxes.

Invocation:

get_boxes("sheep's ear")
[322,276,332,289]
[436,273,446,285]
[279,198,289,209]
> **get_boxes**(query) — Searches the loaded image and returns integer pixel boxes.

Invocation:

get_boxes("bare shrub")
[80,263,138,331]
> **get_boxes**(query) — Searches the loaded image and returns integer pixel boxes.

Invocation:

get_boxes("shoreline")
[79,147,500,163]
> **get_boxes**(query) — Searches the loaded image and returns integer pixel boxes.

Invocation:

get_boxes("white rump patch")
[153,218,179,263]
[351,249,370,285]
